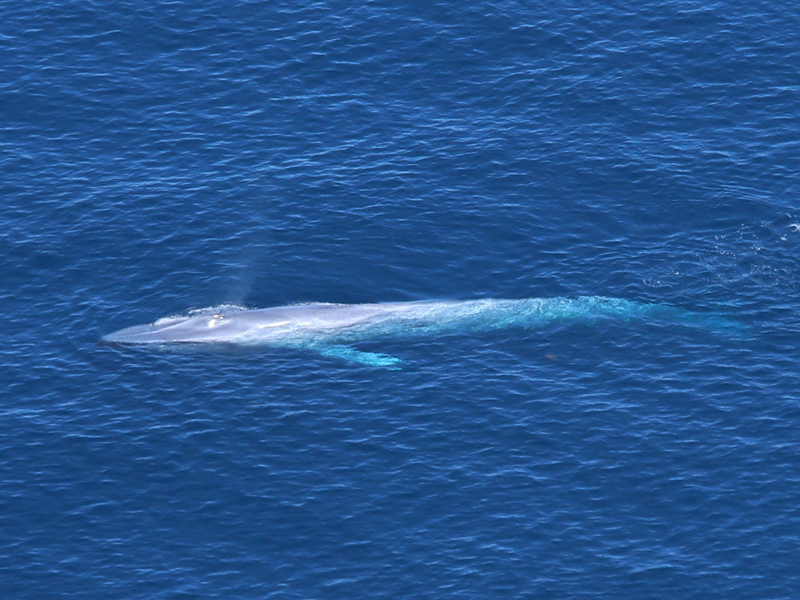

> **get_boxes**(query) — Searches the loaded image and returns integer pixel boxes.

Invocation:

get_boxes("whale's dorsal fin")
[314,345,401,369]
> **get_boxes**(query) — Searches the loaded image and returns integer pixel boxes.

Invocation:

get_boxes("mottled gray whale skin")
[102,297,734,367]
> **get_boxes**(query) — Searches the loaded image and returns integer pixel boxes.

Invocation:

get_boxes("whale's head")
[101,303,383,347]
[101,311,258,345]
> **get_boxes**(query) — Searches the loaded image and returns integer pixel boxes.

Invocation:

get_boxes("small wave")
[187,304,250,316]
[152,315,190,326]
[152,304,250,325]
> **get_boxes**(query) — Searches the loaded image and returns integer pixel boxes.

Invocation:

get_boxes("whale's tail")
[590,297,743,335]
[452,296,742,335]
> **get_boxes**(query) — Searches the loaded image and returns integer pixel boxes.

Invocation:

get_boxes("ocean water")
[2,0,800,598]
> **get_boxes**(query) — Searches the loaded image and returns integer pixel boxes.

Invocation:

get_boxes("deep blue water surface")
[3,1,800,598]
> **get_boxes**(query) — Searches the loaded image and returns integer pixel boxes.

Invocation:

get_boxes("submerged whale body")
[102,297,734,367]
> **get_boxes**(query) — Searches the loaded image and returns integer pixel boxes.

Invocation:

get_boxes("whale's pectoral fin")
[315,345,402,369]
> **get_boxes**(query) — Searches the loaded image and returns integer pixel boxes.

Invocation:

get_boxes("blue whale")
[102,297,734,367]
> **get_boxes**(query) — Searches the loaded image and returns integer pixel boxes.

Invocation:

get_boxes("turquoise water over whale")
[3,1,800,598]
